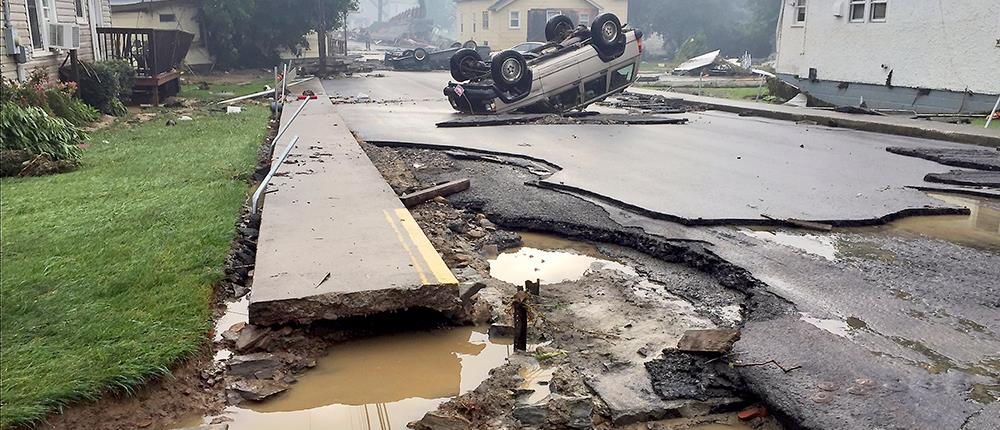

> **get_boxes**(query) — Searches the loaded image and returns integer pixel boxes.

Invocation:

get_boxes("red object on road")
[738,405,768,420]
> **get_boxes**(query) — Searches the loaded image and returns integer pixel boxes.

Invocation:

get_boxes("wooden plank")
[400,179,471,208]
[761,214,833,232]
[676,329,741,353]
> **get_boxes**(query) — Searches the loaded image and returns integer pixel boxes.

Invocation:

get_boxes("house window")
[482,11,489,30]
[546,10,562,21]
[849,0,866,22]
[870,0,888,21]
[579,13,590,26]
[25,0,55,50]
[793,0,807,24]
[159,14,176,23]
[509,11,520,28]
[75,0,84,17]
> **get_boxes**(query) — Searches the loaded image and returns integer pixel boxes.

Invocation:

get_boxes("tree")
[200,0,357,69]
[628,0,780,60]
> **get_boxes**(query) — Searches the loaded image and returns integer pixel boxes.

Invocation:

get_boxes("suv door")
[537,49,584,104]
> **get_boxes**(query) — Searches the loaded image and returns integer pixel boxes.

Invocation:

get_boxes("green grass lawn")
[970,117,1000,129]
[669,86,769,101]
[179,76,273,103]
[0,105,268,427]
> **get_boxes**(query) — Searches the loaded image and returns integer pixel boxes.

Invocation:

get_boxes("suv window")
[583,73,608,102]
[610,65,635,91]
[548,86,581,111]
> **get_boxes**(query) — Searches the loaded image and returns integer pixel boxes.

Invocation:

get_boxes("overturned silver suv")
[444,13,643,114]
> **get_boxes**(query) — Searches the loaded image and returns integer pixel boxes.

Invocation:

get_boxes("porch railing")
[95,28,194,77]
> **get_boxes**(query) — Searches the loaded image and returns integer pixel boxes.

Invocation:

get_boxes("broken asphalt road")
[326,71,988,226]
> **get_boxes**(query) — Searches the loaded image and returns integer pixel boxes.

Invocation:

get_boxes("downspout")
[2,0,27,81]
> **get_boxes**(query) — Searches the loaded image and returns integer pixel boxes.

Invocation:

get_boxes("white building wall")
[775,0,1000,95]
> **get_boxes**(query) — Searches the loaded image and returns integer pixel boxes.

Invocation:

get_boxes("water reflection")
[202,327,509,430]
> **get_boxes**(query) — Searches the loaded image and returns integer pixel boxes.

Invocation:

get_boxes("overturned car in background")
[444,13,642,114]
[385,41,491,71]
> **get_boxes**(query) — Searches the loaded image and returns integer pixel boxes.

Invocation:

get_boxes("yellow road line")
[383,209,429,285]
[395,208,459,285]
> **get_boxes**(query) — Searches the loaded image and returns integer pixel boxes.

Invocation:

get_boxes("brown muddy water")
[488,232,637,285]
[180,326,510,429]
[742,193,1000,257]
[876,193,1000,250]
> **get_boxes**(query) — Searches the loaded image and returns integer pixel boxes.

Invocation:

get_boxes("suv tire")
[463,40,478,49]
[491,50,529,90]
[591,13,625,53]
[414,48,428,61]
[450,48,483,82]
[545,15,575,42]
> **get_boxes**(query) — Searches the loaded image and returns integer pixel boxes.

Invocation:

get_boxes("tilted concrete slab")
[249,81,458,326]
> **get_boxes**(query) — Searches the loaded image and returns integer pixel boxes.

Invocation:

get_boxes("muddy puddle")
[182,326,510,430]
[741,193,999,258]
[489,232,637,285]
[874,193,1000,250]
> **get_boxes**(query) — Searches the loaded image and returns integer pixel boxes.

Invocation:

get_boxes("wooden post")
[513,300,528,351]
[525,279,540,295]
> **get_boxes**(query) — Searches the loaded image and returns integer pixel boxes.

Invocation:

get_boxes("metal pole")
[986,94,1000,129]
[273,98,310,144]
[281,63,289,102]
[252,135,301,215]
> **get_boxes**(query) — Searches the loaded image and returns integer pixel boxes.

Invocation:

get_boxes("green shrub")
[79,60,135,115]
[45,89,100,126]
[1,72,101,125]
[0,102,85,162]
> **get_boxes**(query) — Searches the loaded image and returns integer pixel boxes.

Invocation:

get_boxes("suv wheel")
[545,15,575,42]
[491,50,528,90]
[414,48,428,61]
[591,13,625,53]
[463,40,478,49]
[450,48,483,82]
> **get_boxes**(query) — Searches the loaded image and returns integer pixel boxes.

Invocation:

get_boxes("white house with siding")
[774,0,1000,113]
[455,0,627,51]
[1,0,112,81]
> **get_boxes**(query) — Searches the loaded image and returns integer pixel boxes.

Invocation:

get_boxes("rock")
[228,352,282,379]
[178,115,194,121]
[235,325,271,351]
[550,395,593,429]
[480,219,497,231]
[166,119,177,126]
[221,322,246,342]
[513,403,549,426]
[448,221,469,234]
[467,229,487,239]
[480,244,499,257]
[676,329,741,353]
[228,379,287,401]
[410,410,472,430]
[432,196,448,204]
